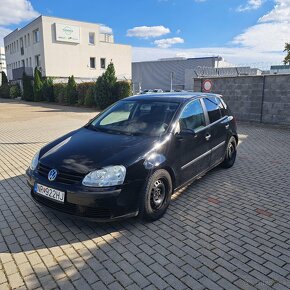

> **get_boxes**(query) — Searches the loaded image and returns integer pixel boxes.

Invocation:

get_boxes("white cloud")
[132,46,284,68]
[0,0,39,26]
[99,24,113,34]
[127,26,170,38]
[259,0,290,22]
[0,27,12,46]
[154,37,184,48]
[237,0,264,12]
[233,0,290,52]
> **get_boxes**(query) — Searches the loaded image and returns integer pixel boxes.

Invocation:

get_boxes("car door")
[174,99,211,185]
[201,96,228,167]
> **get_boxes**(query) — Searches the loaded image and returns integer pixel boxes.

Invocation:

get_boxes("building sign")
[55,23,80,43]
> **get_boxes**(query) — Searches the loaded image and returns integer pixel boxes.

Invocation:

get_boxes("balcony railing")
[12,67,33,80]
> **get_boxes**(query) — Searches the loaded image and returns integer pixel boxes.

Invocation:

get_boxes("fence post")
[260,75,266,123]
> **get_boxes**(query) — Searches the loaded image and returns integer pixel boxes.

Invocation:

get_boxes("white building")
[0,47,7,85]
[4,16,132,83]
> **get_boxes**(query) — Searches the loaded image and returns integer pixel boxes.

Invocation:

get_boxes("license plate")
[34,183,65,203]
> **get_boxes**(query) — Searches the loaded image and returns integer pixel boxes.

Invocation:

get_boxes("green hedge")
[15,63,132,109]
[54,83,67,104]
[10,84,21,98]
[0,84,10,99]
[76,82,95,105]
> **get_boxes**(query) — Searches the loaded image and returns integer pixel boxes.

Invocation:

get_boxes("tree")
[66,75,78,105]
[1,71,8,85]
[284,43,290,65]
[22,72,34,101]
[33,67,43,101]
[95,62,117,109]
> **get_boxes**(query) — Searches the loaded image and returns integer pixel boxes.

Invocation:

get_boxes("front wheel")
[221,136,237,168]
[139,169,172,221]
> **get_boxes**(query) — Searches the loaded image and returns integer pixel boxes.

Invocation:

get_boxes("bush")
[0,84,10,98]
[76,82,95,105]
[84,86,96,107]
[54,83,67,104]
[66,75,77,105]
[42,78,54,102]
[114,81,131,101]
[9,84,21,98]
[22,73,34,101]
[33,67,43,102]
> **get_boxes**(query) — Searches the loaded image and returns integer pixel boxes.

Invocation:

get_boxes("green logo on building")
[63,26,73,35]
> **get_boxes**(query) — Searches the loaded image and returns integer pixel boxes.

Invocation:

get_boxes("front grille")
[38,163,85,185]
[32,192,112,219]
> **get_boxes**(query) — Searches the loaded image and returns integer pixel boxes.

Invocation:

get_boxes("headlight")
[30,151,40,171]
[82,165,126,187]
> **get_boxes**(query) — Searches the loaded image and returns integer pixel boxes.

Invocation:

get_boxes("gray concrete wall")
[194,74,290,125]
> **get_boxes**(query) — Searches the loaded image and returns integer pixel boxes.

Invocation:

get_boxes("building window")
[29,57,32,67]
[89,32,95,45]
[100,58,106,69]
[33,29,40,43]
[20,37,24,55]
[24,35,27,47]
[90,57,96,69]
[35,55,41,67]
[28,33,30,46]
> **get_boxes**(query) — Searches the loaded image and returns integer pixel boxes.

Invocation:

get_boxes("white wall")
[42,16,131,80]
[4,16,132,81]
[4,17,44,80]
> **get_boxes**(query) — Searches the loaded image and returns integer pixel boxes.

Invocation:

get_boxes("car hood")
[39,128,159,174]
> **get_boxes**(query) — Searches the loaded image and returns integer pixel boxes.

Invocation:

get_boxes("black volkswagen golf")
[27,93,238,221]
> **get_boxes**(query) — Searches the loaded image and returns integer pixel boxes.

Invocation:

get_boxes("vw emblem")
[48,169,58,181]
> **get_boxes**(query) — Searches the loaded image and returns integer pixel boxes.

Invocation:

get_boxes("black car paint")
[27,93,238,221]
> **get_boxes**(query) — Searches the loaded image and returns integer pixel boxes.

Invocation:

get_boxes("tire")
[221,136,237,169]
[139,169,172,221]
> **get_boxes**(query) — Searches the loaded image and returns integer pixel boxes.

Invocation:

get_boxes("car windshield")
[89,100,180,136]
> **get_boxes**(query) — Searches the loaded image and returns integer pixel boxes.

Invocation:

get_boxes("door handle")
[225,124,229,129]
[205,133,211,141]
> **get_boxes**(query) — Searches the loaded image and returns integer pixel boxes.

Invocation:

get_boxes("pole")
[170,72,174,92]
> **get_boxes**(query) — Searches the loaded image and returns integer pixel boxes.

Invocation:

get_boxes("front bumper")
[27,168,143,222]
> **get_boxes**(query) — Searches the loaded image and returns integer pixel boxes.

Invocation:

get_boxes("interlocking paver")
[1,99,290,289]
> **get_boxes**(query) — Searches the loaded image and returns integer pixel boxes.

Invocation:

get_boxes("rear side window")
[203,97,222,123]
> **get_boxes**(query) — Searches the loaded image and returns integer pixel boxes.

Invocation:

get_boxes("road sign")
[202,79,213,92]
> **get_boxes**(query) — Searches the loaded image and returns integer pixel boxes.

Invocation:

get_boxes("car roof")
[124,92,222,103]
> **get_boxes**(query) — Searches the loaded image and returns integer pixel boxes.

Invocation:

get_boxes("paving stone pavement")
[0,98,290,290]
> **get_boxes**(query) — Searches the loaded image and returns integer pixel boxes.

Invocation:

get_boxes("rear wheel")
[221,136,237,168]
[139,169,172,221]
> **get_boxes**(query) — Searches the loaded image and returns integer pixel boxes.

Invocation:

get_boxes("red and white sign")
[202,79,213,92]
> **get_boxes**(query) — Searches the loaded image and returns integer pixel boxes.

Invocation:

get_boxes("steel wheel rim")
[150,179,166,211]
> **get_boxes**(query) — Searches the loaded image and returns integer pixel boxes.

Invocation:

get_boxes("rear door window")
[203,97,222,123]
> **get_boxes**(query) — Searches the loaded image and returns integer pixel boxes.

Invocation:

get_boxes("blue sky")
[0,0,289,68]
